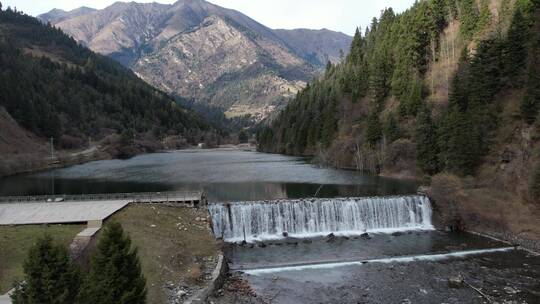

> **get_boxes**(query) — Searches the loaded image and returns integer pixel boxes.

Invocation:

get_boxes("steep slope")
[0,8,212,175]
[259,0,540,247]
[39,0,351,119]
[37,7,96,24]
[51,1,170,66]
[274,28,352,65]
[133,15,308,118]
[0,107,48,156]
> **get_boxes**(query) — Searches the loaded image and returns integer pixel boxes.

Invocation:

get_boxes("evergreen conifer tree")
[405,79,423,116]
[520,63,540,124]
[77,222,146,304]
[520,30,540,123]
[11,235,80,304]
[504,9,529,80]
[415,107,440,175]
[365,112,382,146]
[321,95,338,147]
[383,114,400,143]
[429,0,447,33]
[439,107,482,176]
[459,0,480,38]
[325,61,333,74]
[348,27,363,64]
[477,0,493,30]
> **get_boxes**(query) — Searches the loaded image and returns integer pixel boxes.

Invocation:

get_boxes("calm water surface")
[0,149,417,202]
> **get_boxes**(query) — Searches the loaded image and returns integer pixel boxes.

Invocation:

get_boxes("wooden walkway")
[0,191,205,225]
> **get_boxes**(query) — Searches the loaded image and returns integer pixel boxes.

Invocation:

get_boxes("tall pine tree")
[383,114,400,143]
[459,0,480,39]
[520,20,540,124]
[415,107,440,175]
[11,235,80,304]
[504,8,529,81]
[365,112,382,146]
[78,222,146,304]
[439,107,483,176]
[520,62,540,124]
[348,27,363,64]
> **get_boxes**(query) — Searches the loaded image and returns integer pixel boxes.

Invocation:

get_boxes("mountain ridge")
[38,6,96,24]
[38,0,351,119]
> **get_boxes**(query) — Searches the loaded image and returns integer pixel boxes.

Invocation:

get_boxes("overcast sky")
[3,0,416,36]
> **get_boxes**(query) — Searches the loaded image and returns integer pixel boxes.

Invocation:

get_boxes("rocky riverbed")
[210,233,540,304]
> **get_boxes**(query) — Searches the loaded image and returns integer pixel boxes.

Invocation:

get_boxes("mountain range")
[39,0,352,120]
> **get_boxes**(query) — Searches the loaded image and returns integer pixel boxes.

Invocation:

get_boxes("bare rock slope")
[40,0,351,118]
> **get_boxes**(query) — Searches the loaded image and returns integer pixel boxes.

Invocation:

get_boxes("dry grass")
[461,188,540,239]
[0,107,48,156]
[186,263,203,284]
[105,204,218,304]
[0,224,84,294]
[429,172,540,247]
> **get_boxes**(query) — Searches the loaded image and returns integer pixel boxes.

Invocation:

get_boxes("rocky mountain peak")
[39,6,97,24]
[39,1,351,120]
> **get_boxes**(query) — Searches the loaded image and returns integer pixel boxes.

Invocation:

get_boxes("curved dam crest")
[208,195,433,242]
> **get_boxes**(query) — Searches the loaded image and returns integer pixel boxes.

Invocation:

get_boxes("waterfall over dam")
[208,195,433,242]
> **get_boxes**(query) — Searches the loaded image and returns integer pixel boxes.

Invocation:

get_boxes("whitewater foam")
[209,195,433,242]
[244,247,515,275]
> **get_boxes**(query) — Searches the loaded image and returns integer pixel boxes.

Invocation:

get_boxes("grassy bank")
[105,204,219,304]
[0,224,84,294]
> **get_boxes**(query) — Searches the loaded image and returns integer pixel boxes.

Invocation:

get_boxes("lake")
[0,149,417,202]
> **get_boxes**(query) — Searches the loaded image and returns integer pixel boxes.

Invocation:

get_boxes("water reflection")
[0,150,418,202]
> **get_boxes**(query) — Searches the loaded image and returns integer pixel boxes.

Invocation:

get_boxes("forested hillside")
[0,7,215,175]
[0,8,212,153]
[260,0,540,242]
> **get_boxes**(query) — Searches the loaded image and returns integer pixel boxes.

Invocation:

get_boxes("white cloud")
[3,0,416,35]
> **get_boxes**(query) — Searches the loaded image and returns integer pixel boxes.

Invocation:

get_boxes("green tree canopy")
[365,112,382,146]
[415,106,440,175]
[11,235,80,304]
[78,222,146,304]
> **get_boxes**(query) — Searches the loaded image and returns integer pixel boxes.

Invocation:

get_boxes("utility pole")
[50,137,55,160]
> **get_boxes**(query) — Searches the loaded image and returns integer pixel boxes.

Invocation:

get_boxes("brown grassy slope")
[0,107,51,177]
[0,107,47,155]
[104,205,219,304]
[429,173,540,251]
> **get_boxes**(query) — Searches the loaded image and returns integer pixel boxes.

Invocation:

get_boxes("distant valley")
[39,0,352,120]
